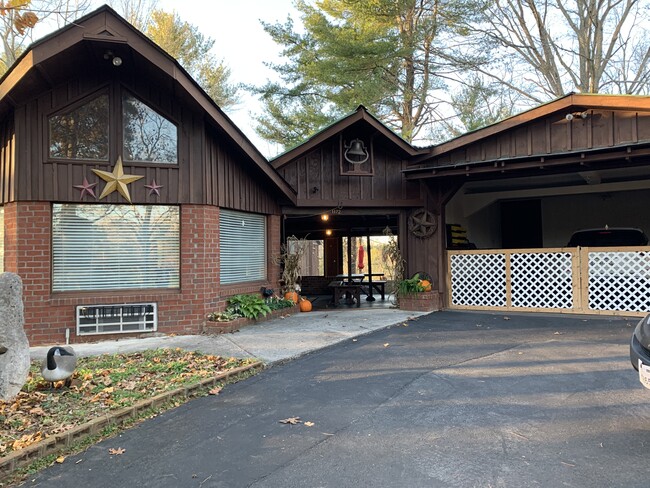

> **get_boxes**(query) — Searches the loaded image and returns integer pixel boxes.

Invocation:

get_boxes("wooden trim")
[272,106,426,169]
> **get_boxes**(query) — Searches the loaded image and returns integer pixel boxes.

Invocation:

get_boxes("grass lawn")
[1,349,258,461]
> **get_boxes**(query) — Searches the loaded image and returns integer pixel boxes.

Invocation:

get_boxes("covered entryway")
[272,106,445,309]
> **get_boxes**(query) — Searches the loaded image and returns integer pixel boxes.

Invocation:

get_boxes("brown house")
[275,95,650,317]
[2,7,650,346]
[0,6,294,345]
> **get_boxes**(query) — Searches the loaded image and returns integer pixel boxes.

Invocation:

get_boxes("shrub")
[265,296,296,311]
[227,294,272,319]
[397,273,425,296]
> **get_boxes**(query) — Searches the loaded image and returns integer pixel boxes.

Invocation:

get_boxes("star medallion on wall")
[92,156,144,204]
[145,179,163,196]
[73,177,97,200]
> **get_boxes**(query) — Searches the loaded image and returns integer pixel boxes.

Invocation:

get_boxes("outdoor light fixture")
[104,50,122,67]
[325,229,333,236]
[565,111,588,121]
[344,138,369,165]
[321,214,330,222]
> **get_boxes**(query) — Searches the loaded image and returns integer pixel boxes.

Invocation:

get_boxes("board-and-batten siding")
[0,117,15,204]
[205,130,279,215]
[278,139,422,206]
[435,110,650,166]
[9,73,279,215]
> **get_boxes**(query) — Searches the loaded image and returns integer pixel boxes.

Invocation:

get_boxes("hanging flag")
[357,245,365,270]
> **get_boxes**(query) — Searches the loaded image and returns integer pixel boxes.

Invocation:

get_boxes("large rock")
[0,273,30,401]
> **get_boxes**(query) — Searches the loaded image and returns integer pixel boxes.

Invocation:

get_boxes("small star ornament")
[92,157,144,203]
[73,177,97,200]
[145,179,163,196]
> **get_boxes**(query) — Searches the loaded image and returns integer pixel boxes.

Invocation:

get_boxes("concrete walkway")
[30,308,429,364]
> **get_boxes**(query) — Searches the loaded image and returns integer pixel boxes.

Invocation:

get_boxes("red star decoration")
[145,179,163,196]
[73,177,97,200]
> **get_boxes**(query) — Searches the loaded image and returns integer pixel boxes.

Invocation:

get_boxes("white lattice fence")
[588,251,650,312]
[448,247,650,316]
[450,253,506,307]
[510,252,573,309]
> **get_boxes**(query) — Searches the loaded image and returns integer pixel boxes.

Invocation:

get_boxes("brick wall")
[4,202,282,346]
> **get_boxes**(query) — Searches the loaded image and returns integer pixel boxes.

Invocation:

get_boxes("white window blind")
[52,204,179,292]
[0,206,4,273]
[220,209,266,284]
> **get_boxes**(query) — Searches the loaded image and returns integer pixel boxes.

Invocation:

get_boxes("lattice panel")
[510,252,573,309]
[588,251,650,311]
[450,253,506,307]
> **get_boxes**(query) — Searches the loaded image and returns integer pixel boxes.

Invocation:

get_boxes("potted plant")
[396,273,440,312]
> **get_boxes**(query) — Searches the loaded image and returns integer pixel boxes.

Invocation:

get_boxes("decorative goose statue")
[41,346,77,387]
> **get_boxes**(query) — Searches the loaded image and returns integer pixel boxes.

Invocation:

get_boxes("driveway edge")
[0,361,264,481]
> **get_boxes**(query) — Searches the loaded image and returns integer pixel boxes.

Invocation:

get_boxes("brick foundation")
[3,202,282,346]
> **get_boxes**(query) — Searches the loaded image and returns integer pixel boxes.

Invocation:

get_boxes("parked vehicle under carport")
[567,227,649,247]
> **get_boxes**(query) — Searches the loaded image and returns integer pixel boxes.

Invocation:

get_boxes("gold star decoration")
[92,157,144,204]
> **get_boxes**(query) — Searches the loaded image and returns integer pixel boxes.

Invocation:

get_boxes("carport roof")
[405,93,650,181]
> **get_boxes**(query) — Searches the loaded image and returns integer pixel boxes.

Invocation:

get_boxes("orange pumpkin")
[299,298,312,312]
[284,291,299,303]
[419,279,432,292]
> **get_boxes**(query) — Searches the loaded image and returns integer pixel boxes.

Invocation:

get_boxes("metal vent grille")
[76,303,157,335]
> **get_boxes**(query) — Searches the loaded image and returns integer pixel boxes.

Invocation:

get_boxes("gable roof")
[404,92,650,180]
[413,93,650,164]
[0,5,296,204]
[270,105,428,169]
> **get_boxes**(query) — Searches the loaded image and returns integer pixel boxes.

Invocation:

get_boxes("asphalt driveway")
[27,311,650,487]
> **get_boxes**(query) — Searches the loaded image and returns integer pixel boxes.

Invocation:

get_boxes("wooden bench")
[328,281,363,307]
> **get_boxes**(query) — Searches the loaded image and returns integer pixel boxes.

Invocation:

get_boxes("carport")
[405,93,650,317]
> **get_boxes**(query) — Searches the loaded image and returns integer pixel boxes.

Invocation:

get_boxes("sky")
[32,1,300,157]
[154,0,300,156]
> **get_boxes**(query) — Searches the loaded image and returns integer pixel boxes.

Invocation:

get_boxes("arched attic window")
[49,93,109,160]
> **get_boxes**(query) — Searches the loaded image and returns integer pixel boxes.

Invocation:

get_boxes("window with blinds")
[0,206,4,274]
[52,204,180,292]
[220,209,266,284]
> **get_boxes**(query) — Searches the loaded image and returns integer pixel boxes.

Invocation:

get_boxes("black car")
[567,227,649,247]
[630,314,650,389]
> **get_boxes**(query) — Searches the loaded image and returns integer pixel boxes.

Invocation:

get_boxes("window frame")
[51,203,181,293]
[120,90,179,165]
[46,87,111,163]
[219,209,267,285]
[45,84,179,166]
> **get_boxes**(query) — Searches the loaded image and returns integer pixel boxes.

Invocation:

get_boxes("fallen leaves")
[279,417,301,425]
[208,387,222,395]
[279,417,317,428]
[108,447,126,455]
[55,455,66,463]
[0,349,257,458]
[383,343,390,348]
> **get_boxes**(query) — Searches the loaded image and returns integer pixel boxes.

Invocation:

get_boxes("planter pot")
[397,291,441,312]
